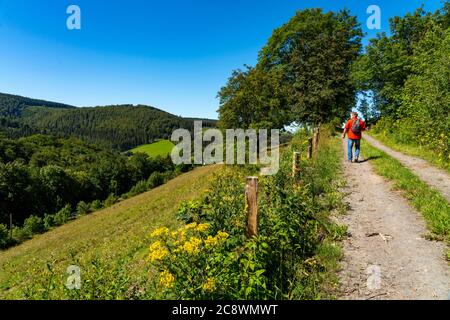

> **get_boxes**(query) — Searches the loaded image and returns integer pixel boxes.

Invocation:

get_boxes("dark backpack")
[351,119,362,135]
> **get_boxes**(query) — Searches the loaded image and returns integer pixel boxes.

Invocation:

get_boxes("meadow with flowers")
[147,126,348,299]
[0,126,347,299]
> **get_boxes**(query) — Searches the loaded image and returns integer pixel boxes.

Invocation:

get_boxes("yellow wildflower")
[149,241,162,252]
[150,227,169,238]
[149,245,168,262]
[182,237,202,255]
[159,270,175,288]
[216,231,229,240]
[185,222,198,230]
[204,235,219,248]
[202,277,216,292]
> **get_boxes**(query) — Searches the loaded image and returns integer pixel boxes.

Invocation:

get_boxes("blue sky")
[0,0,443,119]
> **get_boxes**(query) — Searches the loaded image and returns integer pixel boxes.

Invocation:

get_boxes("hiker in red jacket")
[342,112,366,163]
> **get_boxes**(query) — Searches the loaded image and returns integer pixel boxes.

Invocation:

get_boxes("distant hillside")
[0,92,75,117]
[0,92,217,150]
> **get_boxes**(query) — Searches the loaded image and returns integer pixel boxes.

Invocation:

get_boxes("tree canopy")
[218,8,363,129]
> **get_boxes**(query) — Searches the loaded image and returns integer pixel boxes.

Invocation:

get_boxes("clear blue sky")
[0,0,443,119]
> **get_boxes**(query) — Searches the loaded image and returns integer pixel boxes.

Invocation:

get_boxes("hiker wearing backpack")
[342,112,366,163]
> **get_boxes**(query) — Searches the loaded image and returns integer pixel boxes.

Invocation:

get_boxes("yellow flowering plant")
[148,222,237,299]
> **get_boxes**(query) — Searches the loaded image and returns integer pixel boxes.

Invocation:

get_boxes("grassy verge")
[362,140,450,248]
[144,126,348,300]
[0,165,219,299]
[368,131,450,173]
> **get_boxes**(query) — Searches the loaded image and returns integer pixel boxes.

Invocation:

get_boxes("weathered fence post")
[245,177,258,237]
[292,152,300,177]
[307,138,313,160]
[313,126,320,156]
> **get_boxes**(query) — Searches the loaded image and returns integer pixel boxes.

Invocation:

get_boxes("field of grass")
[362,141,450,245]
[0,165,220,299]
[368,132,450,174]
[130,140,175,158]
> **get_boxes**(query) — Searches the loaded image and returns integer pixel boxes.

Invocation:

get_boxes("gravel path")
[364,135,450,202]
[337,138,450,300]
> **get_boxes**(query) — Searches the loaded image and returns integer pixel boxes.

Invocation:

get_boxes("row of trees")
[217,8,363,129]
[352,3,450,161]
[0,134,191,237]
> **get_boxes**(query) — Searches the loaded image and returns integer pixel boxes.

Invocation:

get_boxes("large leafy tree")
[258,8,362,125]
[217,67,290,129]
[218,9,362,128]
[352,3,450,117]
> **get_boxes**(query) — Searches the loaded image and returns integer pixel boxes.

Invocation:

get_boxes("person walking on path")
[342,112,366,163]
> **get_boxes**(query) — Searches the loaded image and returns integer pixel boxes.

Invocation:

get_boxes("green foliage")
[76,201,91,217]
[353,2,450,165]
[53,204,72,226]
[218,8,363,128]
[43,214,55,230]
[147,171,166,189]
[12,227,29,243]
[90,200,103,211]
[125,180,149,198]
[149,128,346,299]
[104,194,118,208]
[22,215,45,236]
[0,224,9,248]
[0,92,216,151]
[0,133,189,248]
[0,92,74,117]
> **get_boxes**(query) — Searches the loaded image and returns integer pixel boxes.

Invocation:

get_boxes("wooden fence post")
[307,138,313,160]
[245,177,258,237]
[292,152,300,177]
[313,126,320,156]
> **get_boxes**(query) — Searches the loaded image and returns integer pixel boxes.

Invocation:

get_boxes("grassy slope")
[362,140,450,246]
[131,140,175,158]
[0,165,219,299]
[368,132,450,173]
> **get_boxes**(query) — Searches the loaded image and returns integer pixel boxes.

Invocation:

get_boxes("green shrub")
[0,224,9,248]
[76,201,91,216]
[104,194,118,207]
[148,129,344,299]
[43,214,55,230]
[22,215,45,236]
[127,180,148,197]
[90,200,103,211]
[12,226,29,243]
[54,204,72,226]
[147,172,165,189]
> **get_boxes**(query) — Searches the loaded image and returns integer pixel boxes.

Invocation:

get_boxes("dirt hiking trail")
[337,138,450,300]
[364,135,450,202]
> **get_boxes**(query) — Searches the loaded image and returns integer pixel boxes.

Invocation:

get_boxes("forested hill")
[0,93,217,151]
[0,92,75,117]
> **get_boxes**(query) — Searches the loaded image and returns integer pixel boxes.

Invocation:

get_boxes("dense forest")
[352,3,450,164]
[0,93,216,151]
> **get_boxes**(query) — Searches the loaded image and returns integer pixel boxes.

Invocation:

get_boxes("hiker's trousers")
[348,139,361,161]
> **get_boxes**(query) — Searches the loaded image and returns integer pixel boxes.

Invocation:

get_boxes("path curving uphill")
[338,139,450,300]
